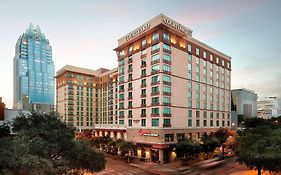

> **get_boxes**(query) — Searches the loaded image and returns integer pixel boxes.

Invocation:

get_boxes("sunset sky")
[0,0,280,108]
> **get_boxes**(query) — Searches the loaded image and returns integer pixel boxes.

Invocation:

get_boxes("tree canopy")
[0,112,105,175]
[175,138,201,165]
[236,123,281,175]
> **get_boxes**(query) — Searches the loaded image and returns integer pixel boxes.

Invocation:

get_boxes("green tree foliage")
[116,140,136,156]
[0,124,10,138]
[236,126,281,175]
[214,128,232,155]
[175,138,201,165]
[0,112,105,175]
[201,133,220,159]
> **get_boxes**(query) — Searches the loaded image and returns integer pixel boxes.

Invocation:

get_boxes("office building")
[258,97,281,119]
[13,23,55,112]
[97,14,231,162]
[231,88,257,118]
[56,65,118,132]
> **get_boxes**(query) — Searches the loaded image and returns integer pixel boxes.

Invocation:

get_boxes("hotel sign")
[126,23,150,41]
[163,18,188,34]
[138,129,159,137]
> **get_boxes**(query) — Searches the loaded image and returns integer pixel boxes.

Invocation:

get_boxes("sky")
[0,0,281,108]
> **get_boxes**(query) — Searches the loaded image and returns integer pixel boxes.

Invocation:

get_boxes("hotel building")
[56,65,118,132]
[112,14,231,162]
[56,14,232,163]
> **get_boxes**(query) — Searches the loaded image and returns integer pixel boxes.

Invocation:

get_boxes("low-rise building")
[258,97,281,119]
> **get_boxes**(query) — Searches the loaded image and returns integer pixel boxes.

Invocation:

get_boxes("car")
[224,152,235,158]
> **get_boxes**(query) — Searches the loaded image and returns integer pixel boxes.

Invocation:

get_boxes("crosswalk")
[96,169,146,175]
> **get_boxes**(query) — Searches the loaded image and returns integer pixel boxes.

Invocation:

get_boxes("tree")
[214,128,232,156]
[0,111,105,175]
[116,140,136,162]
[0,124,10,138]
[201,133,220,159]
[236,126,281,175]
[175,138,201,165]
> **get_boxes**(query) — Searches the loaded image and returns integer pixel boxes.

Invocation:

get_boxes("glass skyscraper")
[13,23,55,112]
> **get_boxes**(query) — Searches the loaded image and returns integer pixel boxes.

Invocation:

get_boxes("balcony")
[163,60,171,65]
[141,64,146,68]
[128,59,133,64]
[151,102,160,106]
[141,104,146,107]
[163,48,171,54]
[151,70,159,75]
[141,94,146,98]
[163,103,171,106]
[119,63,125,67]
[163,92,171,96]
[119,115,124,118]
[163,124,171,127]
[119,98,124,102]
[119,89,124,93]
[128,78,133,82]
[141,74,147,78]
[128,115,133,118]
[151,114,159,117]
[128,87,133,91]
[163,113,171,117]
[128,69,133,73]
[141,114,146,118]
[128,96,133,100]
[128,106,133,109]
[151,81,160,86]
[151,92,160,96]
[119,106,124,110]
[163,70,171,75]
[119,72,124,76]
[151,38,159,45]
[141,84,146,88]
[163,81,171,86]
[163,38,170,44]
[151,59,160,65]
[151,48,160,55]
[141,53,147,59]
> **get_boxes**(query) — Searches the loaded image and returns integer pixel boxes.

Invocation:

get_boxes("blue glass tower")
[13,23,55,112]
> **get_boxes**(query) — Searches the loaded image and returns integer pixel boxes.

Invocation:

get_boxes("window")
[216,57,219,64]
[227,62,230,69]
[163,108,171,114]
[141,58,146,66]
[152,54,160,62]
[188,44,192,52]
[119,67,124,74]
[142,39,146,47]
[163,32,170,40]
[188,110,192,118]
[216,120,219,127]
[163,86,171,93]
[163,64,171,72]
[164,134,174,142]
[152,118,159,127]
[141,69,146,76]
[188,100,192,108]
[141,50,146,56]
[196,120,200,127]
[188,91,192,99]
[196,57,200,64]
[141,109,146,115]
[188,54,192,62]
[128,101,133,108]
[163,44,171,51]
[141,89,146,96]
[152,75,159,83]
[196,66,200,73]
[128,82,133,89]
[210,54,213,62]
[128,119,132,126]
[152,108,159,115]
[152,86,159,93]
[196,48,200,56]
[119,94,124,100]
[222,60,225,67]
[196,111,200,118]
[152,97,159,104]
[119,76,124,83]
[128,73,133,81]
[163,97,170,104]
[204,120,207,127]
[177,133,185,142]
[152,33,159,41]
[188,72,192,80]
[141,119,146,126]
[163,54,171,62]
[163,75,171,83]
[188,81,192,89]
[152,65,159,72]
[163,118,171,126]
[210,112,213,119]
[152,44,159,51]
[203,51,206,59]
[141,99,146,106]
[141,79,146,86]
[210,120,213,127]
[119,120,124,125]
[196,83,200,91]
[188,63,192,71]
[188,119,192,127]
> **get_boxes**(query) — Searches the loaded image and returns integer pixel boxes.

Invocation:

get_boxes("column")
[159,149,164,164]
[110,131,115,139]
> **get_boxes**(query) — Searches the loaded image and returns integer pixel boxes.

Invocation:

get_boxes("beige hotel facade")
[56,14,231,163]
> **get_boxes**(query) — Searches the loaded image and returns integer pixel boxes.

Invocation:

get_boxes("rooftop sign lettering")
[163,18,187,34]
[126,23,150,41]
